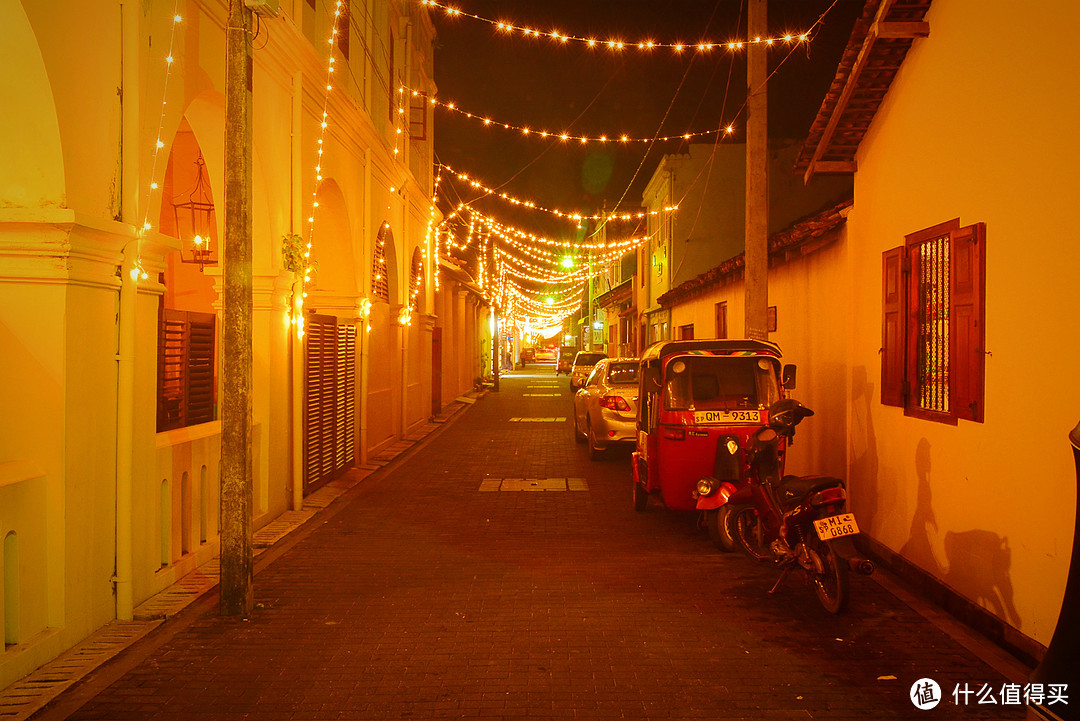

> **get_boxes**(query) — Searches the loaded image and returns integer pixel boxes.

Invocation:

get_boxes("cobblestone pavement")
[53,366,1029,720]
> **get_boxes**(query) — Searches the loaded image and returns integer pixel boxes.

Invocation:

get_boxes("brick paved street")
[51,366,1029,720]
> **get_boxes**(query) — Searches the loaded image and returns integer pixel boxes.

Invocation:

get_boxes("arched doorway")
[302,181,358,493]
[366,222,400,453]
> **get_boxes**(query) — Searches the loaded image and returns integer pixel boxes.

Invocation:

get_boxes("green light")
[545,297,554,305]
[561,257,574,268]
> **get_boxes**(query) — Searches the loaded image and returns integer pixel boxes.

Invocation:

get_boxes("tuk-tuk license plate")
[813,513,860,541]
[692,410,761,424]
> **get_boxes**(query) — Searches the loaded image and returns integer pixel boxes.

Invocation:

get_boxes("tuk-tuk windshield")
[663,355,779,411]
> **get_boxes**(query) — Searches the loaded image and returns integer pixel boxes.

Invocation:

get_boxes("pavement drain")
[507,417,567,423]
[478,478,588,492]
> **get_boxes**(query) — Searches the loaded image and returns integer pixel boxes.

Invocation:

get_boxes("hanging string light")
[296,0,346,338]
[134,5,185,281]
[420,0,810,54]
[401,85,736,144]
[439,163,678,223]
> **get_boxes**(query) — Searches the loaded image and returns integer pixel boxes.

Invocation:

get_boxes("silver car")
[572,358,639,459]
[569,351,607,390]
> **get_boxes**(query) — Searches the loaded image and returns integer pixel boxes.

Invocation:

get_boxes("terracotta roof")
[656,197,853,308]
[795,0,933,182]
[595,278,632,309]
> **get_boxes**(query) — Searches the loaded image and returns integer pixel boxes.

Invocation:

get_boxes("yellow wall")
[842,0,1080,646]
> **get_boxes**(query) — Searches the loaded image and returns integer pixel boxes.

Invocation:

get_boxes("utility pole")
[220,0,254,617]
[745,0,769,341]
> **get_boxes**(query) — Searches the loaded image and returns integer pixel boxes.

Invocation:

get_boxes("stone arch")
[0,2,66,208]
[310,180,355,294]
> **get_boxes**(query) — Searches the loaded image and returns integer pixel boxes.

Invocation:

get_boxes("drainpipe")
[115,248,137,621]
[114,0,140,622]
[290,70,303,511]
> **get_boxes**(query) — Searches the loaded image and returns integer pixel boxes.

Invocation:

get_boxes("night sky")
[430,0,863,242]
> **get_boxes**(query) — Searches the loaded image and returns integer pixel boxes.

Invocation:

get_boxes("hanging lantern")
[172,154,217,271]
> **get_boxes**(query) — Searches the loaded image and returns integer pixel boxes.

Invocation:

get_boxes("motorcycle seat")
[776,474,845,507]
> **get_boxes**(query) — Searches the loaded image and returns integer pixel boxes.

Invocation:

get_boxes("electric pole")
[745,0,769,341]
[220,0,254,617]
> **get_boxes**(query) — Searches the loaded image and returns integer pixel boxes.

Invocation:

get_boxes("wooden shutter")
[881,246,905,407]
[186,312,216,425]
[304,316,357,493]
[950,222,986,422]
[157,310,216,432]
[335,324,356,469]
[158,310,187,431]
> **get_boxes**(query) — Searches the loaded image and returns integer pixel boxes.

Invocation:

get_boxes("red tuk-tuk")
[632,339,796,543]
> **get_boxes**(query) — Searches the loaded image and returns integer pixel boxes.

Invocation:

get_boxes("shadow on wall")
[899,438,1022,628]
[900,438,945,578]
[849,366,879,530]
[945,530,1022,627]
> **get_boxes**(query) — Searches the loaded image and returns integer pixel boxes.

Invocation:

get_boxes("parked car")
[569,351,607,390]
[519,347,536,365]
[535,347,557,363]
[573,358,639,459]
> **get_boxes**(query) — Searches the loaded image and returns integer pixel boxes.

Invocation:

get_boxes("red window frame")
[881,219,985,424]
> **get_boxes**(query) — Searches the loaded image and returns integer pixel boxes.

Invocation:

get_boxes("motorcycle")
[718,398,875,613]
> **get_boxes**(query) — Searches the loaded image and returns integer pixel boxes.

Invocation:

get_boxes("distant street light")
[561,257,574,268]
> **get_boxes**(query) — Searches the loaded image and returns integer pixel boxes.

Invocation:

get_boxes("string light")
[420,0,810,54]
[133,6,185,281]
[401,85,738,144]
[297,0,345,338]
[439,163,678,223]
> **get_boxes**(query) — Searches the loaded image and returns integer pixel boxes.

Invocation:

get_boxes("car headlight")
[696,478,715,497]
[725,438,739,455]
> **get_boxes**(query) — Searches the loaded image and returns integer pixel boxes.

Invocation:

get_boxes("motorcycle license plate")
[692,409,761,424]
[814,513,860,540]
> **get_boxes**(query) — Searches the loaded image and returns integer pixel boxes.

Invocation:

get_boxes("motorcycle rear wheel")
[732,506,771,561]
[807,537,849,614]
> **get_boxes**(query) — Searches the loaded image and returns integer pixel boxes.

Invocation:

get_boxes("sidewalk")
[0,395,479,721]
[12,366,1036,720]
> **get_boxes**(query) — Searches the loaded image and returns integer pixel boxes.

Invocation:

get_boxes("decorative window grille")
[914,234,950,413]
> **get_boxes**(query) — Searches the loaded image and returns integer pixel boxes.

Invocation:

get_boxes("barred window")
[881,219,985,424]
[372,223,389,301]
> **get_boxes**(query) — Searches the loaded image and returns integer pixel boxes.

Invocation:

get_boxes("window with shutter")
[303,315,357,493]
[880,219,985,424]
[157,310,216,432]
[372,224,390,302]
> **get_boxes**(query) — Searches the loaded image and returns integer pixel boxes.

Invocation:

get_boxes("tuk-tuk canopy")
[639,339,782,364]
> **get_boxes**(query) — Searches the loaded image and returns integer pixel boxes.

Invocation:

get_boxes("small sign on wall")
[767,305,777,333]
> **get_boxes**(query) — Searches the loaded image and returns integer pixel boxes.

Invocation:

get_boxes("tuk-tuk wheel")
[707,506,738,552]
[633,479,649,512]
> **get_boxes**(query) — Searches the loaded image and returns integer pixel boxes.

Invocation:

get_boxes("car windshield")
[575,353,605,366]
[663,356,779,411]
[607,362,639,386]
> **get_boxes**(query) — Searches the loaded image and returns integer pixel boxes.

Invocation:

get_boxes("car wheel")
[633,478,649,512]
[587,419,605,461]
[572,409,585,444]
